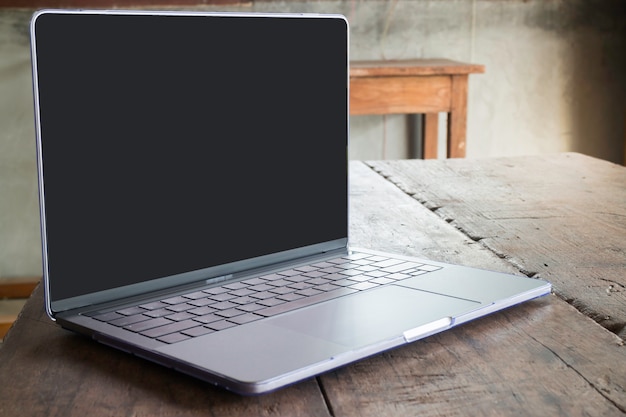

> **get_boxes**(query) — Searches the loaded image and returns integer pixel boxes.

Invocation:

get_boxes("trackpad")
[270,285,481,347]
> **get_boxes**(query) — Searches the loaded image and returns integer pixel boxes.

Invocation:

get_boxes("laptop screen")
[32,12,348,304]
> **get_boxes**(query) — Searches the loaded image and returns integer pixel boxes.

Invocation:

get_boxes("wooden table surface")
[1,153,625,416]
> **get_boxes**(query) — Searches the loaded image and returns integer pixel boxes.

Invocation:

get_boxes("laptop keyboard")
[89,253,441,344]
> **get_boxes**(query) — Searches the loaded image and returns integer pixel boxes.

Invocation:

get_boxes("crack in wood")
[316,376,336,417]
[526,333,626,414]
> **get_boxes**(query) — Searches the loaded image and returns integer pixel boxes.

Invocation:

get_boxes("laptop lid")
[31,10,349,317]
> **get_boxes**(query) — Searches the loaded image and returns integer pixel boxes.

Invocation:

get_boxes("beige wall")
[0,1,625,278]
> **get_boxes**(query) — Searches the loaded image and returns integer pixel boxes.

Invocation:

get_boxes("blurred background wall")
[1,0,625,279]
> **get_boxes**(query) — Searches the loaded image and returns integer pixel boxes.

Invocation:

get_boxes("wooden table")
[1,153,625,416]
[350,59,485,159]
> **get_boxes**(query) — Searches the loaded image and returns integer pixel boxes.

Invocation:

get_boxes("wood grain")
[350,59,485,77]
[367,153,626,338]
[423,113,439,159]
[447,75,468,158]
[0,277,39,298]
[350,75,451,115]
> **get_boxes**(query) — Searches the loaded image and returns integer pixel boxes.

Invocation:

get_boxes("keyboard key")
[126,317,172,332]
[211,301,239,310]
[283,275,311,283]
[206,320,237,331]
[295,288,323,297]
[182,326,214,337]
[187,298,215,307]
[347,275,371,283]
[306,277,331,286]
[369,277,395,285]
[349,282,380,291]
[144,308,174,318]
[249,291,277,300]
[338,269,364,277]
[355,265,378,272]
[325,257,347,264]
[301,271,327,278]
[139,301,169,310]
[230,296,260,305]
[236,303,265,312]
[333,278,359,287]
[386,273,411,280]
[208,293,236,302]
[192,313,223,324]
[182,291,208,300]
[319,266,342,274]
[228,288,256,297]
[116,306,147,316]
[228,313,263,325]
[287,282,313,290]
[323,273,346,281]
[314,283,342,292]
[266,278,293,287]
[203,286,230,295]
[188,306,217,316]
[259,273,284,281]
[310,261,335,268]
[257,287,358,317]
[165,303,194,312]
[141,319,198,338]
[249,283,275,292]
[157,332,191,344]
[92,312,124,322]
[165,312,196,321]
[161,296,189,305]
[277,292,304,302]
[257,298,285,307]
[214,308,246,318]
[109,314,151,327]
[223,282,248,291]
[267,286,293,295]
[363,270,390,278]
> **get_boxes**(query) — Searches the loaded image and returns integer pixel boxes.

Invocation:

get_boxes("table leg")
[448,75,468,158]
[422,113,439,159]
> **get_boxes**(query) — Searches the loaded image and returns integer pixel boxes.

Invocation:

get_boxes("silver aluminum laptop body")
[30,9,551,395]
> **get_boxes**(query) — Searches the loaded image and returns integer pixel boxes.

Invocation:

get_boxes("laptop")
[30,9,551,395]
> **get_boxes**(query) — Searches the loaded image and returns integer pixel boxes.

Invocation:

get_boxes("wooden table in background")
[350,59,485,159]
[1,153,625,416]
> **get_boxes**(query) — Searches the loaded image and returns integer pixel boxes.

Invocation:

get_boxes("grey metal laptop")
[30,9,551,395]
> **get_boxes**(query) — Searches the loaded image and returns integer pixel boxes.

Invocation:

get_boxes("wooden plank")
[367,153,626,338]
[350,59,485,77]
[350,75,451,115]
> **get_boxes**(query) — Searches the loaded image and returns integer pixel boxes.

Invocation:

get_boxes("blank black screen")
[33,12,348,301]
